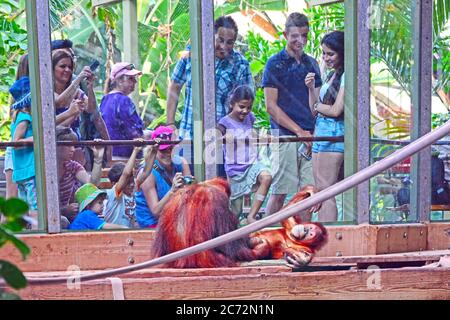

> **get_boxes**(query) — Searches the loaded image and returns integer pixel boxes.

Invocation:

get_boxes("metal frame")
[188,0,217,180]
[27,0,436,233]
[343,0,371,223]
[410,0,433,222]
[25,0,61,233]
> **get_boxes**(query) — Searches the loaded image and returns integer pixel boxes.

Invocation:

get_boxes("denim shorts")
[312,115,344,153]
[3,147,13,173]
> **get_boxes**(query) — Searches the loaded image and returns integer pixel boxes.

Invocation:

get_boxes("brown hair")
[52,50,74,87]
[285,12,309,31]
[16,54,29,80]
[55,126,78,142]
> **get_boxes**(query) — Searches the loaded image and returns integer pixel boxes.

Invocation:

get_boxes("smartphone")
[89,60,100,72]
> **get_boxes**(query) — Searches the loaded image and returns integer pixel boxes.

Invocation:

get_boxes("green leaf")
[0,227,30,260]
[2,198,28,218]
[0,260,27,289]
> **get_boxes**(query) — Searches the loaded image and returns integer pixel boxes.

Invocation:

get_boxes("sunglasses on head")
[114,63,135,77]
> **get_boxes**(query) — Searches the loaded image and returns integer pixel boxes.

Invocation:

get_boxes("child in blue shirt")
[69,183,127,230]
[9,76,37,228]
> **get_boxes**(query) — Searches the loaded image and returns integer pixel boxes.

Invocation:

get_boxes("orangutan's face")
[291,223,322,241]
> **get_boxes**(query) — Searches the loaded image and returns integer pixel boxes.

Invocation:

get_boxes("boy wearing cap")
[69,183,127,230]
[103,139,159,227]
[100,62,148,159]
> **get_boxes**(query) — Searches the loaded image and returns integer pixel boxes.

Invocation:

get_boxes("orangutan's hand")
[285,248,313,267]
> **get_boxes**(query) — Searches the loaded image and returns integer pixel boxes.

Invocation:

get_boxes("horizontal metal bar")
[0,136,345,148]
[370,138,450,146]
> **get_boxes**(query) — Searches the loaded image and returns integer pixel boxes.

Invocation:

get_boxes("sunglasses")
[156,133,172,140]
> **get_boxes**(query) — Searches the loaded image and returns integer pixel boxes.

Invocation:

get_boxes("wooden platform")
[1,223,449,299]
[12,252,450,300]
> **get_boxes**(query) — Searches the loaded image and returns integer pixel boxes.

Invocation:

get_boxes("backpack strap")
[153,163,173,187]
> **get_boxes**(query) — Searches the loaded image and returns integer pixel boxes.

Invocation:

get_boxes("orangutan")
[248,186,328,266]
[151,178,327,268]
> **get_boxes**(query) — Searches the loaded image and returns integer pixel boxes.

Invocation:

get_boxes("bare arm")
[89,144,105,186]
[13,120,33,144]
[315,86,345,118]
[54,67,93,108]
[55,99,81,126]
[135,142,159,190]
[305,72,320,114]
[166,81,183,127]
[141,172,183,217]
[85,73,97,113]
[116,145,142,194]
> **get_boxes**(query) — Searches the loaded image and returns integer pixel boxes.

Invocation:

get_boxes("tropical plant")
[371,0,450,101]
[304,2,344,59]
[0,197,30,300]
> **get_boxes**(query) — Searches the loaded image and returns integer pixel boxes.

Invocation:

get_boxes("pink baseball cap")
[151,126,174,150]
[110,62,142,81]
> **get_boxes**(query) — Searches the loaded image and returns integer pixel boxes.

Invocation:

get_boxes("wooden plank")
[425,223,450,251]
[13,267,450,300]
[375,224,427,254]
[24,265,292,280]
[314,250,450,265]
[3,230,155,272]
[315,224,378,257]
[4,224,450,272]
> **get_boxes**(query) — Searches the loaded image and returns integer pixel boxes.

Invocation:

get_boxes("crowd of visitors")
[3,13,346,230]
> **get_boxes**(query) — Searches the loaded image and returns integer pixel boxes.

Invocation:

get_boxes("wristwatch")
[313,101,320,112]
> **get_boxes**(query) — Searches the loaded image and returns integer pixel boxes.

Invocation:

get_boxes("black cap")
[51,39,73,50]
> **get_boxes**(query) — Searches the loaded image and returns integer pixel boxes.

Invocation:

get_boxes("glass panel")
[430,0,450,222]
[369,0,414,223]
[49,0,193,231]
[213,1,347,225]
[0,2,44,232]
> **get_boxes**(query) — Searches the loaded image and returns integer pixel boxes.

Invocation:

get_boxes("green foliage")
[371,0,450,98]
[304,2,345,59]
[0,197,30,300]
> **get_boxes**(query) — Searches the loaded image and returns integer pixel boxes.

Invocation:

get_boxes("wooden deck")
[1,223,449,300]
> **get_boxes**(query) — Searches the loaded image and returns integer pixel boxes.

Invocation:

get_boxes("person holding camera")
[135,126,193,228]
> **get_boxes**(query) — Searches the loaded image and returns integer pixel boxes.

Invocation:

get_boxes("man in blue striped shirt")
[166,16,254,166]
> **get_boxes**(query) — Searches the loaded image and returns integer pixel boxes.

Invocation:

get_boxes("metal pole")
[25,0,61,233]
[411,0,433,222]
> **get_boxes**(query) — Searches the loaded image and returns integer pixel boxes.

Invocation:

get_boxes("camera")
[89,60,100,72]
[182,176,195,185]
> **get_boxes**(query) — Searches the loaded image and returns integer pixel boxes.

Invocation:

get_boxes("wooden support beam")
[13,267,450,300]
[410,0,433,222]
[25,0,61,233]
